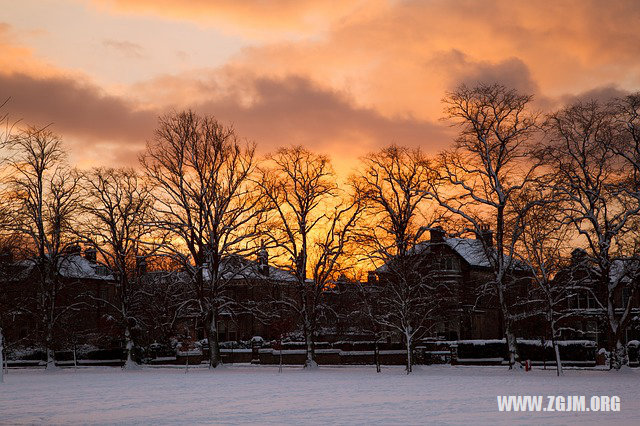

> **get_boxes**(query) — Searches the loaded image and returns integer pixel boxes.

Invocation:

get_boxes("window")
[439,257,457,271]
[569,291,596,310]
[586,321,598,340]
[98,285,109,301]
[578,292,588,309]
[95,265,110,276]
[568,294,578,309]
[622,288,630,307]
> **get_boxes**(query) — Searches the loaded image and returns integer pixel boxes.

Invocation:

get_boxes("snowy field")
[1,365,639,425]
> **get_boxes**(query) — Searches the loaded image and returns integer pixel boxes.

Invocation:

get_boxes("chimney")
[136,255,147,276]
[66,244,82,255]
[571,248,587,264]
[476,224,493,247]
[84,248,97,263]
[0,249,13,264]
[257,242,269,276]
[430,227,445,243]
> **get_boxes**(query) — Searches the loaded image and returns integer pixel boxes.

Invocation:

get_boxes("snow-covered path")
[0,365,638,425]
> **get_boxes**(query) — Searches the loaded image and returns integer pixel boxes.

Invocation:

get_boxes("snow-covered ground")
[0,365,638,425]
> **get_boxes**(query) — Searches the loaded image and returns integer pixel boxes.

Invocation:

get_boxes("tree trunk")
[123,327,139,369]
[549,313,563,376]
[300,292,317,369]
[551,336,563,377]
[610,336,628,370]
[505,325,519,369]
[405,331,412,374]
[0,327,4,383]
[495,205,520,370]
[498,285,519,369]
[73,342,77,370]
[374,340,381,373]
[207,311,221,369]
[303,317,317,369]
[553,341,563,376]
[46,347,56,370]
[44,326,57,370]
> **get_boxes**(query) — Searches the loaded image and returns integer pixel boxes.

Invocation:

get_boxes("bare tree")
[0,98,14,383]
[346,282,385,373]
[352,145,444,373]
[431,84,541,369]
[544,98,640,369]
[142,110,262,368]
[5,126,81,369]
[138,265,191,347]
[78,167,158,369]
[0,323,4,383]
[257,146,361,368]
[0,98,17,149]
[352,146,440,262]
[514,184,575,376]
[613,92,640,162]
[613,92,640,271]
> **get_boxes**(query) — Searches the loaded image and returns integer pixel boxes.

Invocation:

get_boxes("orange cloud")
[0,23,60,77]
[92,0,369,39]
[3,1,640,173]
[194,0,640,120]
[131,69,454,173]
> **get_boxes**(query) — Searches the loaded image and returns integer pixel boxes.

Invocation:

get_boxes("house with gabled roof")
[369,227,531,341]
[141,249,298,345]
[0,247,118,349]
[552,249,640,348]
[203,252,298,342]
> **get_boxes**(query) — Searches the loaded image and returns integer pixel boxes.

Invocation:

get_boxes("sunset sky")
[2,0,640,174]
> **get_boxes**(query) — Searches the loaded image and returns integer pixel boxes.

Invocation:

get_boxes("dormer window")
[94,265,110,276]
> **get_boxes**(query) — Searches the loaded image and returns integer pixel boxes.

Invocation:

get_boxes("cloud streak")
[102,39,145,59]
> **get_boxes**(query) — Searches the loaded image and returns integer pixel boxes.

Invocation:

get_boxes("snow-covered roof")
[57,255,114,280]
[375,236,521,273]
[608,259,640,284]
[443,238,493,268]
[435,237,522,269]
[200,255,297,283]
[14,255,114,281]
[9,253,296,284]
[565,256,640,285]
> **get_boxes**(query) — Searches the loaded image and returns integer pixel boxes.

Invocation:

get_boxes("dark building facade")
[0,249,118,350]
[368,227,531,341]
[552,249,640,347]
